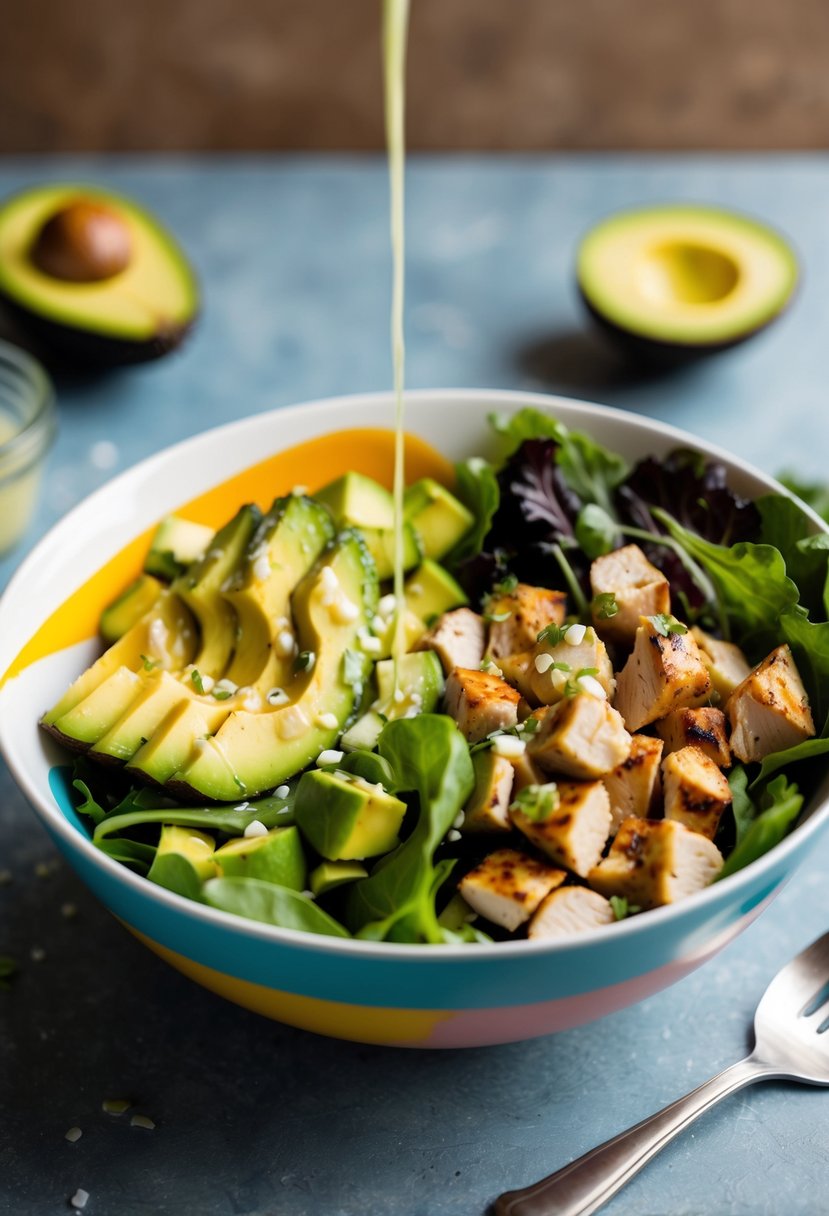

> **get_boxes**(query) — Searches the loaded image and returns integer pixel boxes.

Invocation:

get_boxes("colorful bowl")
[1,389,827,1049]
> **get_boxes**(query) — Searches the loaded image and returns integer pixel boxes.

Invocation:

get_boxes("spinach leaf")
[97,837,157,874]
[445,457,500,565]
[346,714,474,943]
[575,503,618,559]
[753,736,829,787]
[203,877,349,938]
[758,493,829,621]
[727,766,755,846]
[779,609,829,728]
[92,794,294,845]
[718,775,803,881]
[147,854,206,901]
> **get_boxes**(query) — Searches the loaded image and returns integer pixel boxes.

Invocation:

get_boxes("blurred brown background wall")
[3,0,827,153]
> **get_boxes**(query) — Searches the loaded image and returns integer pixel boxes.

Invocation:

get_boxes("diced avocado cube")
[309,859,368,897]
[213,825,306,890]
[404,478,475,560]
[314,472,394,530]
[374,650,444,712]
[359,521,420,581]
[99,574,163,643]
[147,825,217,899]
[438,892,477,931]
[145,515,215,581]
[404,560,468,623]
[341,651,444,752]
[369,608,427,659]
[295,769,406,860]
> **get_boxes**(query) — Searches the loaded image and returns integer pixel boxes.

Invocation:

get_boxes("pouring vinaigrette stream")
[22,0,829,951]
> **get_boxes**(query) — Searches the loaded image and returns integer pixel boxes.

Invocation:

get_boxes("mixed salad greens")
[49,409,829,945]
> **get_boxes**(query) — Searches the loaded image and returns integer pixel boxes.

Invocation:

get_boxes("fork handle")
[494,1055,773,1216]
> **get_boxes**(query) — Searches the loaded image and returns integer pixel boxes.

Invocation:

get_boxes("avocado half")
[0,183,199,365]
[577,204,798,359]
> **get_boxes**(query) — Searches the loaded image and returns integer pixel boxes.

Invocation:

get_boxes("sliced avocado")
[41,590,196,730]
[214,825,306,890]
[169,529,378,801]
[341,650,444,752]
[404,559,468,623]
[100,574,163,644]
[146,825,216,899]
[309,860,368,897]
[90,669,228,764]
[404,478,475,560]
[222,494,334,689]
[49,666,146,749]
[126,698,229,786]
[0,184,199,365]
[145,515,215,581]
[172,503,260,679]
[295,769,406,861]
[314,470,420,579]
[577,204,798,357]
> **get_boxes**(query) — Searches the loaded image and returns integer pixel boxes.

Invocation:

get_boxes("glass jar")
[0,339,57,554]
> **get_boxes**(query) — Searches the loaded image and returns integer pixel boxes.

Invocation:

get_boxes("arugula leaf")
[72,778,107,826]
[203,878,349,938]
[556,429,629,517]
[346,715,474,943]
[445,457,500,566]
[718,775,803,880]
[656,513,799,647]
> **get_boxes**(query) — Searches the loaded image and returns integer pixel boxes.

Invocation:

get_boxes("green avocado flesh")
[0,184,199,361]
[577,204,798,348]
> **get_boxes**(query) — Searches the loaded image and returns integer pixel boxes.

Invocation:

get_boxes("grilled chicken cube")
[588,817,723,909]
[528,886,616,940]
[727,644,815,763]
[415,608,485,676]
[655,706,731,768]
[497,651,537,704]
[602,733,663,835]
[510,779,612,877]
[691,627,752,701]
[443,667,521,743]
[463,749,515,832]
[529,625,615,705]
[459,848,567,932]
[487,584,567,659]
[527,694,632,779]
[662,745,732,840]
[614,616,711,731]
[589,544,670,646]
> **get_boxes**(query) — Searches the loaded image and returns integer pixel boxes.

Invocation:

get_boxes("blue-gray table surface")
[1,154,828,1216]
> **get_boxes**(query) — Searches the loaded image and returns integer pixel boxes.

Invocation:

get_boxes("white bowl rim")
[2,385,827,965]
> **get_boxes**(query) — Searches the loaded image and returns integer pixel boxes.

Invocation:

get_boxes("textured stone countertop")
[1,155,828,1215]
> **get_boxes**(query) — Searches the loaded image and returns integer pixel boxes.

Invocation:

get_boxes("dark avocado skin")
[0,294,197,367]
[578,283,797,366]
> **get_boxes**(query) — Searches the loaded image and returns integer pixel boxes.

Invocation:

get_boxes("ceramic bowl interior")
[1,389,827,1049]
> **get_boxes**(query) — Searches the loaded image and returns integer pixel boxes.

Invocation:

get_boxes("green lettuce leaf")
[446,456,500,565]
[718,774,803,880]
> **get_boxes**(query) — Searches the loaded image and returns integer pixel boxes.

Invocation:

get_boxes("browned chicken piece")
[614,616,711,732]
[589,544,671,646]
[510,779,612,877]
[443,667,521,743]
[528,886,616,940]
[527,694,632,779]
[463,749,515,833]
[487,583,567,659]
[602,733,664,836]
[662,745,732,840]
[655,706,731,768]
[415,608,485,676]
[691,627,752,701]
[529,624,615,705]
[497,651,537,704]
[726,644,815,763]
[458,848,567,931]
[507,747,548,794]
[588,816,723,909]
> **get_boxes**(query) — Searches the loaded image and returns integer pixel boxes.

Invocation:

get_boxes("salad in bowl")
[2,389,828,1046]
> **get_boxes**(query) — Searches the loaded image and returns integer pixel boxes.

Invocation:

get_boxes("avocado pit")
[31,198,133,284]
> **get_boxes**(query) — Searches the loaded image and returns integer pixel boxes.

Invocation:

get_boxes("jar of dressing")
[0,339,56,554]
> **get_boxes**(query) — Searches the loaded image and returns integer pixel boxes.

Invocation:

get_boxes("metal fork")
[494,931,829,1216]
